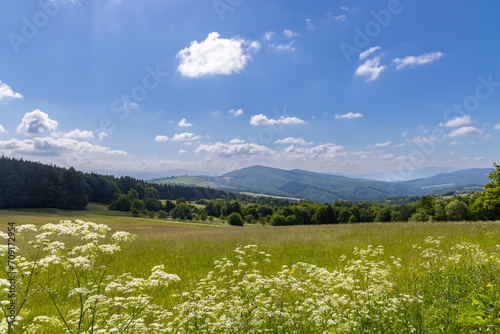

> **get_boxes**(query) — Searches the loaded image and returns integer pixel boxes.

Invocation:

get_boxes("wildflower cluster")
[167,244,421,333]
[0,220,179,334]
[1,220,499,333]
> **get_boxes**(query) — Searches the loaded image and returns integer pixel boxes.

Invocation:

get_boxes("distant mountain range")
[153,165,492,203]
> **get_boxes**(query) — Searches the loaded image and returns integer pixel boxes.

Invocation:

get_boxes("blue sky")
[1,0,499,178]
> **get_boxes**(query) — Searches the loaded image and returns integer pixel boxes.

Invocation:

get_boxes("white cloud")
[439,115,472,127]
[229,138,245,144]
[449,126,484,137]
[264,31,275,41]
[98,132,109,140]
[171,132,201,141]
[0,81,23,101]
[306,18,314,30]
[155,135,169,142]
[374,141,392,148]
[379,153,395,159]
[283,29,298,38]
[270,41,296,52]
[274,137,313,145]
[335,112,363,120]
[354,56,386,82]
[177,32,259,78]
[327,12,347,21]
[277,143,348,162]
[494,122,500,130]
[16,109,58,135]
[393,52,445,70]
[359,46,381,60]
[195,142,274,158]
[450,141,459,145]
[178,118,192,127]
[178,149,187,154]
[340,6,358,12]
[0,124,6,133]
[52,129,95,140]
[250,114,306,126]
[229,108,244,117]
[407,136,439,144]
[0,137,126,156]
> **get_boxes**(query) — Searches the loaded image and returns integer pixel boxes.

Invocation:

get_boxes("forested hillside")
[0,156,288,210]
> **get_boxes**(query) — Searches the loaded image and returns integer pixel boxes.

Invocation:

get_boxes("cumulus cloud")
[277,143,348,162]
[270,41,296,52]
[171,132,201,141]
[274,137,313,145]
[177,32,259,78]
[178,118,192,127]
[449,126,484,137]
[335,112,363,120]
[98,132,109,140]
[494,122,500,130]
[155,135,169,142]
[229,138,245,144]
[250,114,306,126]
[0,124,6,133]
[354,56,386,82]
[439,115,473,127]
[393,52,445,70]
[194,142,274,158]
[407,136,439,144]
[283,29,298,38]
[16,109,58,135]
[0,81,23,101]
[359,46,381,60]
[327,12,347,21]
[264,31,275,41]
[52,129,95,140]
[0,137,126,156]
[378,153,395,159]
[374,141,392,148]
[178,149,187,154]
[250,114,305,126]
[229,109,244,117]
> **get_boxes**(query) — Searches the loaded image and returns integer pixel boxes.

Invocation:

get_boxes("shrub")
[227,212,245,226]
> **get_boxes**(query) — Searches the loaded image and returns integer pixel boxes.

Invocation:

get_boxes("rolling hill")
[215,166,423,202]
[152,165,491,203]
[400,168,492,191]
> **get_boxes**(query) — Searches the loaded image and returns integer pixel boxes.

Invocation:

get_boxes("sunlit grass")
[1,208,499,332]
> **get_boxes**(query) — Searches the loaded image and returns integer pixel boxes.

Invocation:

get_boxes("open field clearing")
[1,208,499,333]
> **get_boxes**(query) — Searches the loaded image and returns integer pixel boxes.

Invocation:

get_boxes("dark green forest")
[1,156,499,225]
[0,156,288,211]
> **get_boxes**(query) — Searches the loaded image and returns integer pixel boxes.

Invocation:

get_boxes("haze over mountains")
[153,165,492,203]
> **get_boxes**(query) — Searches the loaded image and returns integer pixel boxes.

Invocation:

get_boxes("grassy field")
[1,206,499,332]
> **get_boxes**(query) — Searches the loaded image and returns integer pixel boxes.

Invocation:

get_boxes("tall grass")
[0,209,499,332]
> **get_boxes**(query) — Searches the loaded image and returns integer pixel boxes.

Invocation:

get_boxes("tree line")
[0,156,289,210]
[1,156,498,225]
[112,164,500,225]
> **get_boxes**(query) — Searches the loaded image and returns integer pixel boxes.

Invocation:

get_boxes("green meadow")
[1,205,499,333]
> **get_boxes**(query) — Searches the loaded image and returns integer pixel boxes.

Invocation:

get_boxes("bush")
[157,210,168,219]
[227,212,245,226]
